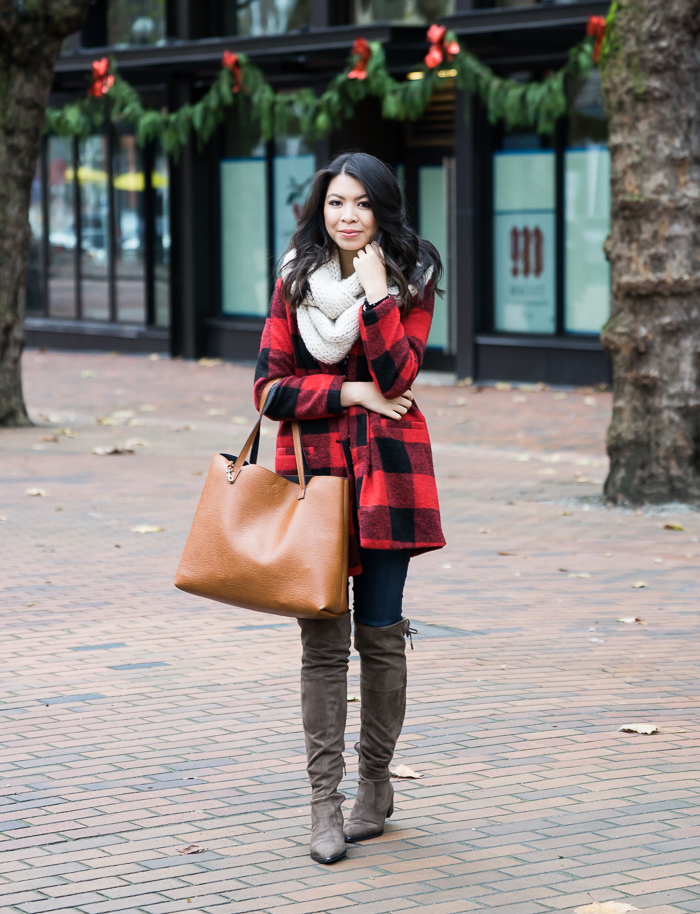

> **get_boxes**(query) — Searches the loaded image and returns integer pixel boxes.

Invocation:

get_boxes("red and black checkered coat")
[254,278,446,576]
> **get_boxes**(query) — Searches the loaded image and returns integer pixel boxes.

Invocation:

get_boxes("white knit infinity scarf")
[284,250,400,366]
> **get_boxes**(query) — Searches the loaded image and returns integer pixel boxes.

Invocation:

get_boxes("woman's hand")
[353,243,389,304]
[341,381,414,420]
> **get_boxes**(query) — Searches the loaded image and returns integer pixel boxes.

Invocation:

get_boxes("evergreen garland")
[45,24,602,157]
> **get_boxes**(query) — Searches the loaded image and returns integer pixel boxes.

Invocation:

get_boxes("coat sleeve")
[359,289,435,400]
[253,280,345,420]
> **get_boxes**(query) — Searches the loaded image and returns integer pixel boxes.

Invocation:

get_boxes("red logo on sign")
[510,227,544,278]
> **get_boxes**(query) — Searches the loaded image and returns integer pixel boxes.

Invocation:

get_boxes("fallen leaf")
[171,424,193,432]
[554,392,568,400]
[512,394,527,403]
[390,764,423,779]
[494,382,511,391]
[663,522,684,531]
[543,454,560,463]
[96,417,120,426]
[604,552,612,557]
[478,528,490,534]
[179,845,206,855]
[0,515,7,521]
[191,470,203,476]
[615,617,647,625]
[575,902,638,914]
[560,511,572,517]
[92,445,134,456]
[583,396,596,406]
[632,581,647,588]
[56,428,77,438]
[25,488,49,497]
[455,397,467,406]
[41,434,58,443]
[231,416,249,425]
[138,404,157,412]
[197,357,222,367]
[653,557,663,564]
[569,573,591,578]
[618,724,658,735]
[661,727,686,734]
[558,568,569,573]
[347,695,360,702]
[124,438,149,449]
[207,407,227,416]
[499,551,517,556]
[131,525,164,534]
[110,410,135,420]
[81,369,95,378]
[575,475,594,484]
[516,453,530,462]
[27,602,36,607]
[149,353,160,361]
[127,417,147,427]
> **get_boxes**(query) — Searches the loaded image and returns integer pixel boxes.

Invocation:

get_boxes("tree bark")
[600,0,700,502]
[0,0,89,427]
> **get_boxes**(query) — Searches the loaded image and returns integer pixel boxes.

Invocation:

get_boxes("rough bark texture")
[0,0,89,426]
[600,0,700,501]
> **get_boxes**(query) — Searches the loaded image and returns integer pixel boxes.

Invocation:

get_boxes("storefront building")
[27,0,611,385]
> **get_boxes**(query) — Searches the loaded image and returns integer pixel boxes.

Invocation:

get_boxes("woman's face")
[323,173,379,254]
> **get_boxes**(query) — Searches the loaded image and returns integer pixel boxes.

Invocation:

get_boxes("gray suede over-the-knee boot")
[298,613,351,864]
[344,618,409,842]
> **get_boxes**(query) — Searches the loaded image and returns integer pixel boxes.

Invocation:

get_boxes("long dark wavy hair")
[280,152,443,312]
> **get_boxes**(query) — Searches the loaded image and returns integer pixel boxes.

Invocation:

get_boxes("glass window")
[220,157,269,316]
[27,156,45,315]
[224,0,311,37]
[493,148,556,334]
[273,137,315,264]
[565,146,610,334]
[108,0,165,46]
[48,136,76,319]
[153,147,170,329]
[565,72,610,334]
[79,135,110,320]
[350,0,454,23]
[418,164,449,350]
[113,131,146,323]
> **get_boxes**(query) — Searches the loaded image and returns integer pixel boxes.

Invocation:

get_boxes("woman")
[254,151,445,864]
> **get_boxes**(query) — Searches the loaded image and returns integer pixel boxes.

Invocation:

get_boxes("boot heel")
[387,800,394,819]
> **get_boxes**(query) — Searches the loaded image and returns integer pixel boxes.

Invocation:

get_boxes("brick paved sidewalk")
[1,349,700,914]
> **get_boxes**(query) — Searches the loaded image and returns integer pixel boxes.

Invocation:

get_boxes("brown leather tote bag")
[174,380,350,619]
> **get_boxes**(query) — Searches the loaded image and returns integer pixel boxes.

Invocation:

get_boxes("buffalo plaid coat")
[254,278,446,576]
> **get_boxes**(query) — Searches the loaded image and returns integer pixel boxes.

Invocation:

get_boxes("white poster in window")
[274,154,315,263]
[220,158,268,316]
[565,146,610,333]
[493,151,556,334]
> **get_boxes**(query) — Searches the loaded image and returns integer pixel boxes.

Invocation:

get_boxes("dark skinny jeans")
[352,546,411,628]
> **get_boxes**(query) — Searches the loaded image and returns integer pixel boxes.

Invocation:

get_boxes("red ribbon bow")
[88,58,115,98]
[348,37,371,80]
[424,24,460,70]
[586,15,607,64]
[222,50,243,93]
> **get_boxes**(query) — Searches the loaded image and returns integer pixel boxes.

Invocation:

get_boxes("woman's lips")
[339,230,360,237]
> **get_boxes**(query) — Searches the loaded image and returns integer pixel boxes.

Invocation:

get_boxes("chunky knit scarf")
[284,250,400,366]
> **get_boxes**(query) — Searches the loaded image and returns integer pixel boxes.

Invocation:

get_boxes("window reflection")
[108,0,165,46]
[27,157,45,315]
[79,135,110,320]
[114,132,146,323]
[153,147,170,329]
[350,0,454,24]
[224,0,311,37]
[48,137,76,318]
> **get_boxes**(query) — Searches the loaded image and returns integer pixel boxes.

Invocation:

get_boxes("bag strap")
[228,380,307,500]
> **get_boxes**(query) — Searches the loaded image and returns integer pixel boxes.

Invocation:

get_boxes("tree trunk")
[0,0,89,427]
[600,0,700,502]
